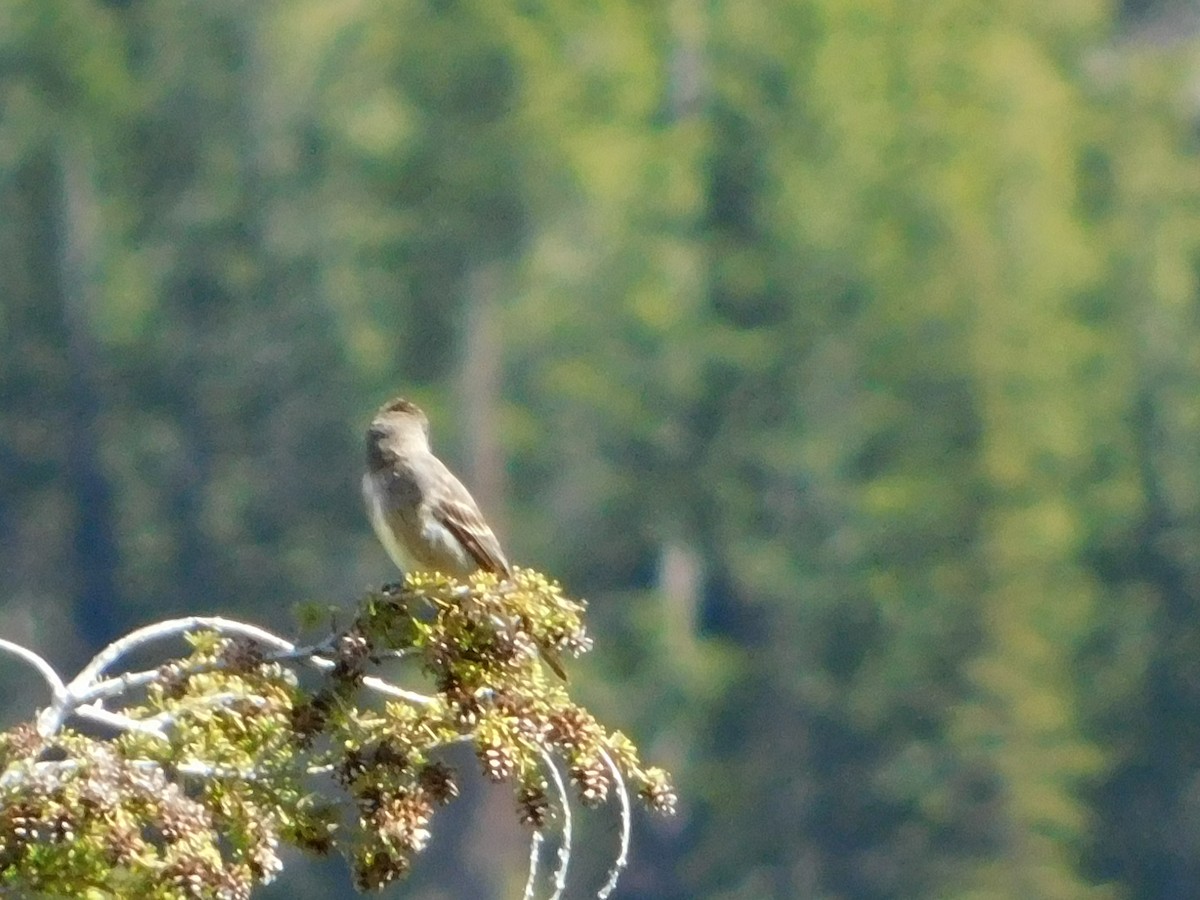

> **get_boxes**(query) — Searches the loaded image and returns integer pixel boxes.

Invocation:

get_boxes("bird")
[362,396,567,679]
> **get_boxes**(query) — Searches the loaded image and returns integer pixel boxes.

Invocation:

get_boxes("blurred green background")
[4,0,1200,897]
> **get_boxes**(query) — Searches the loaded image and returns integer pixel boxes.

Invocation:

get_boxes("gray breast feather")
[362,464,480,576]
[362,471,415,572]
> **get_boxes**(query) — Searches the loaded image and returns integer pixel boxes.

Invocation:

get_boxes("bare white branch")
[543,752,572,900]
[37,617,298,737]
[32,615,435,738]
[522,828,544,900]
[0,637,67,702]
[75,634,338,707]
[1,607,651,900]
[71,616,295,690]
[74,703,169,739]
[141,691,273,730]
[596,747,631,900]
[336,671,433,707]
[78,665,169,705]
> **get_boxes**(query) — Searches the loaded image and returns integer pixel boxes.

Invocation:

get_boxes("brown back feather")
[434,499,512,577]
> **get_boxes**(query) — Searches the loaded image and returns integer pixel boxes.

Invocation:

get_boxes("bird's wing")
[431,482,512,577]
[430,472,567,679]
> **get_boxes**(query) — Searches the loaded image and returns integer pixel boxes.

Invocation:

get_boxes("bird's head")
[367,397,432,465]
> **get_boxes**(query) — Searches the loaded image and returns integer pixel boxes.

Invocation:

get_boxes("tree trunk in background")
[55,139,121,649]
[459,263,507,540]
[451,262,517,900]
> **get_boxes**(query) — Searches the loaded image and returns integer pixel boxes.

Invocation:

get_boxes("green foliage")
[4,0,1200,897]
[0,572,674,898]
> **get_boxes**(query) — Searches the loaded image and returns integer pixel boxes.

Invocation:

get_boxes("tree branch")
[522,828,544,900]
[544,752,572,900]
[35,615,435,738]
[596,747,631,899]
[0,637,67,703]
[0,575,673,898]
